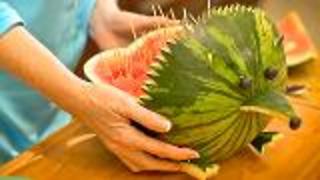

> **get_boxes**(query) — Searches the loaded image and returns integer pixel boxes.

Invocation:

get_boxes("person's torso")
[0,0,95,163]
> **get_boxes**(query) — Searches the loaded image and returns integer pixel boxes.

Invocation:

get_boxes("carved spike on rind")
[155,54,167,63]
[275,35,285,47]
[167,38,177,45]
[161,46,172,54]
[240,5,246,12]
[235,4,241,11]
[150,62,163,70]
[169,8,176,20]
[147,69,160,77]
[139,94,152,101]
[182,22,194,33]
[217,6,223,14]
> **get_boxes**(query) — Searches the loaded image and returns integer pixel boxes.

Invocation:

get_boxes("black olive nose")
[289,117,302,130]
[264,68,278,80]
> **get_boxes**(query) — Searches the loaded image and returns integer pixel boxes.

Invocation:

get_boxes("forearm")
[0,26,89,115]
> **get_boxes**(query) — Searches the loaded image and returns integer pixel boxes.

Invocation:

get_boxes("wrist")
[62,79,93,117]
[45,69,92,118]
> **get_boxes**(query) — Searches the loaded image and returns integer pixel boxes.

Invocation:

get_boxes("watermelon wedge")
[278,12,318,67]
[84,26,184,97]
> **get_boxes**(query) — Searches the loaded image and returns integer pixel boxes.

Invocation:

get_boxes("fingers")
[125,99,172,133]
[125,151,182,172]
[109,141,182,173]
[96,29,130,49]
[96,84,171,133]
[109,87,199,161]
[98,112,199,161]
[129,127,199,161]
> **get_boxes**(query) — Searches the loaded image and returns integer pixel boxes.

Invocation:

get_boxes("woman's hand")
[77,82,199,172]
[90,0,177,49]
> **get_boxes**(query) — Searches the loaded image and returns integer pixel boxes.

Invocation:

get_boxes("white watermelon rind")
[287,51,318,67]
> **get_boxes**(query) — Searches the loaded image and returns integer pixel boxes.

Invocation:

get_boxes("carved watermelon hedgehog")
[84,4,301,180]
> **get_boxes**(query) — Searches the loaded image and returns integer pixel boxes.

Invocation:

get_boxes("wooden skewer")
[169,8,176,20]
[156,4,165,18]
[207,0,211,17]
[189,13,198,24]
[151,4,157,17]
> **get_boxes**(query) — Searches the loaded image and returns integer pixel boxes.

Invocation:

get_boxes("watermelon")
[278,12,318,67]
[84,5,301,180]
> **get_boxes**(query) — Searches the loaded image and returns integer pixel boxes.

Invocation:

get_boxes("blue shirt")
[0,0,96,163]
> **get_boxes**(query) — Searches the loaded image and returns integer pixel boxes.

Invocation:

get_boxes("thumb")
[125,98,172,133]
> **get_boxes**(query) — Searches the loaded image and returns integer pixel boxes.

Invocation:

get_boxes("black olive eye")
[289,116,302,130]
[264,67,278,80]
[239,76,252,89]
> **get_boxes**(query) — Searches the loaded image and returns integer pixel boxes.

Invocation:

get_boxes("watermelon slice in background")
[278,12,318,67]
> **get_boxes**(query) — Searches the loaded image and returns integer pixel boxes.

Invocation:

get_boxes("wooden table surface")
[1,0,320,180]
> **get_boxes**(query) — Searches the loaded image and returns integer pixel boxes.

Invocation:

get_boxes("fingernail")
[186,151,200,159]
[191,152,200,159]
[164,121,172,132]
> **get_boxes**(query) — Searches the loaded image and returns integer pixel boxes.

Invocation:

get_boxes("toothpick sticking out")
[182,8,188,22]
[207,0,211,17]
[157,4,165,18]
[129,21,137,40]
[169,8,176,20]
[189,13,198,24]
[151,4,157,17]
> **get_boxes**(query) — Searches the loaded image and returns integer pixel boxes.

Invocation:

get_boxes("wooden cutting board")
[1,99,320,180]
[1,46,320,180]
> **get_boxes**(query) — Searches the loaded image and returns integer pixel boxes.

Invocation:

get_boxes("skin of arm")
[0,26,198,174]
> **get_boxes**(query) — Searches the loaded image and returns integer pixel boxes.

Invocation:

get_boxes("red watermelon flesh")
[84,26,183,97]
[278,12,317,67]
